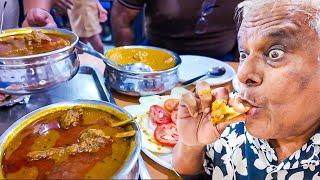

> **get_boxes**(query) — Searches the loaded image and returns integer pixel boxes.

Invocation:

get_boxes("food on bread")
[211,98,251,124]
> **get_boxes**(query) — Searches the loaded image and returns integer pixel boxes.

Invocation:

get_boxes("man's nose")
[237,55,263,87]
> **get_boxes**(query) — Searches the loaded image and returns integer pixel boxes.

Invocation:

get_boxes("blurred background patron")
[111,0,243,61]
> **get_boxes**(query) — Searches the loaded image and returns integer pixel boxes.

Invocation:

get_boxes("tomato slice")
[149,105,172,124]
[154,123,179,147]
[164,99,179,112]
[171,110,178,124]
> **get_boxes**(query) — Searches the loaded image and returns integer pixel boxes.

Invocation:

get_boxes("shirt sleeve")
[118,0,146,10]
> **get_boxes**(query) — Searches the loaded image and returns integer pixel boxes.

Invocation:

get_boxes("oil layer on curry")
[0,30,70,57]
[1,105,136,179]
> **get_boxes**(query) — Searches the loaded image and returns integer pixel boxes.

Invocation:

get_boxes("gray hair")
[236,0,320,36]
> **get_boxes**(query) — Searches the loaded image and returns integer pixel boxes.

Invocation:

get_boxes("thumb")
[44,16,57,28]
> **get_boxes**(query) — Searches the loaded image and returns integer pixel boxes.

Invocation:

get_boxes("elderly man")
[172,0,320,179]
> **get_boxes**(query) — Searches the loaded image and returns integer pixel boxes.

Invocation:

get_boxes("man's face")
[237,4,320,139]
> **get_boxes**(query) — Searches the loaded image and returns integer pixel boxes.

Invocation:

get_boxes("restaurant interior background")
[2,0,319,179]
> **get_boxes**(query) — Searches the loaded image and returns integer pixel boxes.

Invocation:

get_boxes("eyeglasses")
[195,0,217,34]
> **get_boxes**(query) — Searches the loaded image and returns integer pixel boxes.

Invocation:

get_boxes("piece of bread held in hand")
[179,81,251,124]
[210,98,251,124]
[197,83,251,124]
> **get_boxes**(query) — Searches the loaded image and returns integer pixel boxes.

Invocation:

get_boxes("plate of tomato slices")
[124,87,189,170]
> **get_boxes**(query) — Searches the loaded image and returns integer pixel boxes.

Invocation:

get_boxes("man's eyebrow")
[267,29,290,38]
[265,23,300,39]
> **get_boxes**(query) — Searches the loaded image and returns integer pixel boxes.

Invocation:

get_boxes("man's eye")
[268,49,284,60]
[239,52,248,61]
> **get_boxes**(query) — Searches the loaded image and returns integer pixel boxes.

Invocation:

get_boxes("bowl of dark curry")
[0,100,141,179]
[0,27,80,95]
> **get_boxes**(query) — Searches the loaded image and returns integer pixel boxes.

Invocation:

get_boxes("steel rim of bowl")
[0,48,78,68]
[0,100,142,179]
[104,45,182,75]
[0,27,79,61]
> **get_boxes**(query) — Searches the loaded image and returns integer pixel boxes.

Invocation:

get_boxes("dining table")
[79,53,239,179]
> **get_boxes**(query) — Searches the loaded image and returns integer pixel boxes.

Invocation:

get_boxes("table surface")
[79,53,239,179]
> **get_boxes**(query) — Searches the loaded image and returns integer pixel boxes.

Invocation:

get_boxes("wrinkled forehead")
[238,1,318,44]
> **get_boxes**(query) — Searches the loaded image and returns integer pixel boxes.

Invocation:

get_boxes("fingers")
[228,97,240,107]
[198,113,220,145]
[43,20,58,28]
[195,81,212,113]
[99,13,108,23]
[24,8,58,28]
[177,104,193,119]
[33,10,49,25]
[212,87,229,102]
[180,92,198,118]
[228,97,251,114]
[25,9,47,27]
[97,2,108,22]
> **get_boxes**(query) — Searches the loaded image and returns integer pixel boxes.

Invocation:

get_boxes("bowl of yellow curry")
[0,100,141,179]
[105,46,181,96]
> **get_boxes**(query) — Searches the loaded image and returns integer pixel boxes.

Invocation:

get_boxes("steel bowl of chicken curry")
[0,100,141,179]
[0,27,80,95]
[105,46,181,96]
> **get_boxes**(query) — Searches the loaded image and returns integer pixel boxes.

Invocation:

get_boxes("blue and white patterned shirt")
[204,122,320,179]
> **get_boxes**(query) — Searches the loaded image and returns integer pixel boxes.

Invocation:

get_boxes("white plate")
[124,87,189,170]
[142,148,173,170]
[124,105,173,170]
[178,55,236,85]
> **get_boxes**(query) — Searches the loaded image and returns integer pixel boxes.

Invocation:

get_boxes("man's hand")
[97,2,108,23]
[22,8,57,28]
[177,81,244,147]
[172,81,245,175]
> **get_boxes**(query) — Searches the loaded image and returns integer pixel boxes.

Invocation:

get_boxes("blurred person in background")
[1,0,56,29]
[51,0,74,29]
[67,0,108,54]
[0,0,56,102]
[111,0,243,61]
[53,0,73,13]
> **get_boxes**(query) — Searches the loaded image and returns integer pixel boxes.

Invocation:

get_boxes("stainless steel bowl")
[0,100,142,179]
[105,46,181,96]
[0,28,80,95]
